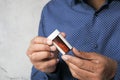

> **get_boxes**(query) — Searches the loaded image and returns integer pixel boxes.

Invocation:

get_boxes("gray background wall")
[0,0,49,80]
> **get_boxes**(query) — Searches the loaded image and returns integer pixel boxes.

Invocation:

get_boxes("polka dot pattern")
[33,0,120,80]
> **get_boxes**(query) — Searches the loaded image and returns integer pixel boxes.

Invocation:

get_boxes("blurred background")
[0,0,50,80]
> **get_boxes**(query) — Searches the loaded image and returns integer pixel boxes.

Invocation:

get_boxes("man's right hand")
[26,36,59,73]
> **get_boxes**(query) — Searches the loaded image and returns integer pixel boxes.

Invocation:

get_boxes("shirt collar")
[74,0,81,4]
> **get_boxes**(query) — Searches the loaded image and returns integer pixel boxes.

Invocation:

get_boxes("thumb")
[60,32,66,38]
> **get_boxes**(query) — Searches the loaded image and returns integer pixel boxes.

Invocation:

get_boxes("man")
[27,0,120,80]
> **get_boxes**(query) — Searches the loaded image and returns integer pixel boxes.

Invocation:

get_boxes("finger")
[68,63,83,80]
[50,45,57,52]
[62,55,97,72]
[34,58,59,72]
[27,44,50,56]
[27,43,57,56]
[31,36,52,45]
[68,62,94,80]
[29,52,55,62]
[73,48,101,64]
[43,58,59,68]
[60,32,66,37]
[72,48,93,60]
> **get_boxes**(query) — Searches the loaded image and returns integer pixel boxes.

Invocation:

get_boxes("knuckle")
[27,45,35,54]
[94,75,102,80]
[26,49,30,56]
[72,73,76,77]
[30,54,36,61]
[79,61,84,67]
[26,48,32,56]
[45,52,51,58]
[44,45,50,51]
[72,72,78,79]
[26,44,33,56]
[91,66,97,71]
[39,66,45,72]
[87,66,95,72]
[34,63,40,69]
[31,37,37,43]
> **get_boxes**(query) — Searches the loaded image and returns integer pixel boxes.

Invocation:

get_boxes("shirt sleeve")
[31,4,60,80]
[31,66,48,80]
[31,64,61,80]
[114,61,120,80]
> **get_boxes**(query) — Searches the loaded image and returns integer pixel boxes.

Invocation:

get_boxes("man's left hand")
[62,48,117,80]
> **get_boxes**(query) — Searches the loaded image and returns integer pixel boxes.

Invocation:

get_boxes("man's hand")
[26,36,59,73]
[62,48,117,80]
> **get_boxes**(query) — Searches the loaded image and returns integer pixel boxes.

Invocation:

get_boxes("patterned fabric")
[31,0,120,80]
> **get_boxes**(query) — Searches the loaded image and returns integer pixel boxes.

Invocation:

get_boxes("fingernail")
[47,39,52,45]
[62,55,69,61]
[50,46,57,51]
[72,47,78,52]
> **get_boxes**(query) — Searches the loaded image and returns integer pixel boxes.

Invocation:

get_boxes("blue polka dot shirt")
[31,0,120,80]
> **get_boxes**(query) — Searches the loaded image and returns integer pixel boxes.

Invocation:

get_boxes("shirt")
[31,0,120,80]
